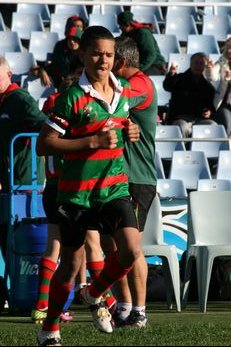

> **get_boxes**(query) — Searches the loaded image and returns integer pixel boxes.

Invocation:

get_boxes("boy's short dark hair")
[80,26,115,51]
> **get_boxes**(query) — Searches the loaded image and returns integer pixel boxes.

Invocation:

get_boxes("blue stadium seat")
[157,179,188,198]
[165,15,198,42]
[168,53,192,73]
[153,34,181,63]
[54,4,89,24]
[202,14,231,43]
[197,179,231,191]
[16,4,50,24]
[21,75,55,102]
[88,13,120,36]
[155,125,186,160]
[216,150,231,181]
[50,13,70,40]
[5,52,36,84]
[130,5,164,23]
[187,34,220,54]
[29,31,59,63]
[149,75,171,107]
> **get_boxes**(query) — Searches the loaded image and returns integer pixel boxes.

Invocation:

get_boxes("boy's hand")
[124,119,140,142]
[90,126,118,149]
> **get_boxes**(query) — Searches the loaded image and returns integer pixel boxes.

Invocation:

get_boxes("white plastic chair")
[149,76,171,107]
[54,4,89,24]
[16,4,51,24]
[5,52,36,84]
[216,150,231,181]
[21,75,55,102]
[187,34,220,54]
[168,53,191,74]
[197,179,231,191]
[157,179,187,198]
[169,151,212,190]
[202,14,231,43]
[182,191,231,312]
[153,34,181,63]
[190,124,229,159]
[165,15,198,42]
[154,152,165,179]
[88,13,120,36]
[155,125,186,160]
[11,12,45,40]
[142,194,181,312]
[0,31,23,54]
[29,31,59,63]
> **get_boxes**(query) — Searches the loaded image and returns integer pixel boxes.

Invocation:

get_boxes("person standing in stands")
[117,10,167,76]
[163,52,217,138]
[36,26,141,345]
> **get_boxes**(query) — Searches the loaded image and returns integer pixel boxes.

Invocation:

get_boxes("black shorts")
[42,184,59,224]
[129,183,156,231]
[57,197,138,247]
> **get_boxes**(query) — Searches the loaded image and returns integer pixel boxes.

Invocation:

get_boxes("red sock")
[43,277,72,332]
[88,252,132,299]
[35,257,57,311]
[87,260,116,309]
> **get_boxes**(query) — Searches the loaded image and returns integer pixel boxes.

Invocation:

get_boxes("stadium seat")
[0,31,23,54]
[5,52,36,84]
[142,194,181,312]
[155,125,186,160]
[88,13,120,36]
[182,190,231,312]
[0,11,6,31]
[54,4,89,24]
[149,75,171,107]
[168,53,192,73]
[130,5,164,23]
[216,150,231,181]
[197,179,231,191]
[165,15,198,43]
[202,14,231,43]
[21,75,56,102]
[169,151,212,190]
[29,31,59,63]
[92,4,124,15]
[16,3,50,24]
[50,13,70,40]
[153,34,181,63]
[154,152,166,179]
[190,124,229,159]
[11,12,45,41]
[132,14,160,34]
[187,34,220,54]
[157,179,187,198]
[166,5,199,22]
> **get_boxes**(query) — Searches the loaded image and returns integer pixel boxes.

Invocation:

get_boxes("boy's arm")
[36,123,118,156]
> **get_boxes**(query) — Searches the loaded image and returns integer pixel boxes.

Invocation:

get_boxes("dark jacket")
[163,69,215,123]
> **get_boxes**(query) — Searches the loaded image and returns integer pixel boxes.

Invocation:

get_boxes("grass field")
[0,302,231,346]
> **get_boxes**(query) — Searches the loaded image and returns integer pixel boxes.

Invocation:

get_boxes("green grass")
[0,302,231,346]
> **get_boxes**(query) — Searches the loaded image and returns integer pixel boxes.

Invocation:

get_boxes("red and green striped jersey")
[48,75,132,208]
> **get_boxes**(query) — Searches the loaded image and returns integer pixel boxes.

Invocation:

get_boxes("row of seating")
[156,124,230,159]
[155,150,231,189]
[157,178,231,197]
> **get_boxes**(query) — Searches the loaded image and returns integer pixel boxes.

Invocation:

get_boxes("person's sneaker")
[90,301,113,333]
[125,310,147,328]
[37,328,62,346]
[31,309,47,324]
[80,286,113,333]
[112,309,127,328]
[59,311,73,323]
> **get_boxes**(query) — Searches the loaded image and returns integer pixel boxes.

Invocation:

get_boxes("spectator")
[117,10,167,75]
[33,15,86,90]
[36,26,141,345]
[205,37,231,136]
[163,52,217,138]
[0,55,47,264]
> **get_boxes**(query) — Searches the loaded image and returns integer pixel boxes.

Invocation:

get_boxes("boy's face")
[83,38,115,82]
